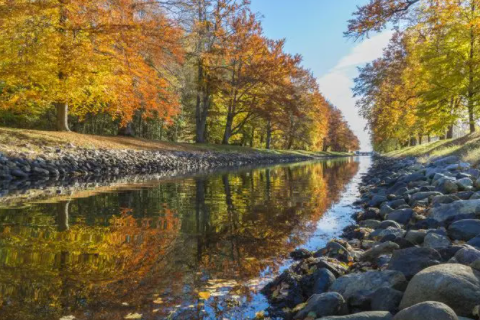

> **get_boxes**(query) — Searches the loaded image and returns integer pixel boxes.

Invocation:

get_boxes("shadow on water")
[0,157,366,320]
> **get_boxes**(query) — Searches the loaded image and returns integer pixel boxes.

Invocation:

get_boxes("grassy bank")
[385,132,480,164]
[0,127,351,158]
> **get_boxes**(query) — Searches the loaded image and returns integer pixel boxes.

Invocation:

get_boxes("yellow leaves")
[198,292,211,300]
[124,313,142,319]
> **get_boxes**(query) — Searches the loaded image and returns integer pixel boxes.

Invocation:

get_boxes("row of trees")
[350,0,480,152]
[0,0,359,152]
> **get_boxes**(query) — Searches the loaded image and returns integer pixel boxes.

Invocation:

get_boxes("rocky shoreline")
[261,155,480,320]
[0,145,340,204]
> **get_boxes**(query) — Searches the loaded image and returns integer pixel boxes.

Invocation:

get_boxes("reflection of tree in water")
[0,159,359,320]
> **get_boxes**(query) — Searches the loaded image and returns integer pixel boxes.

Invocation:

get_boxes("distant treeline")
[0,0,359,152]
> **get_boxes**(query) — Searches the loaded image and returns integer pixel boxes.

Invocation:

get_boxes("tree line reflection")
[0,159,359,320]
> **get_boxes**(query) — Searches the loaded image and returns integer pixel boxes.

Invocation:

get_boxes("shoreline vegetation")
[260,153,480,320]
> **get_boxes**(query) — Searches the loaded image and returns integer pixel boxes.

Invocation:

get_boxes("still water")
[0,157,370,320]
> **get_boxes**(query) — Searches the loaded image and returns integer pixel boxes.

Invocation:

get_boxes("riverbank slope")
[0,127,351,183]
[261,154,480,319]
[385,132,480,165]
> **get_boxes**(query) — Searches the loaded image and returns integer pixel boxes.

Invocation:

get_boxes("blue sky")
[250,0,393,151]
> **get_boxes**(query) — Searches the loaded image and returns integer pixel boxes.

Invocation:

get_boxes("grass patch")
[0,127,353,158]
[385,132,480,165]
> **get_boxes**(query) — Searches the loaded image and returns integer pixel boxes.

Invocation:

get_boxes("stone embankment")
[262,155,480,320]
[0,145,324,203]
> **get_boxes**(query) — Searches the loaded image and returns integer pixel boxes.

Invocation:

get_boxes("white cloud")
[318,31,394,151]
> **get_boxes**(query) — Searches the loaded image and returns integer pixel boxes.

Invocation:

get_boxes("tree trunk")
[428,135,431,143]
[56,102,70,132]
[250,127,255,147]
[266,120,272,149]
[418,134,422,145]
[222,114,233,145]
[118,122,134,136]
[447,125,454,139]
[468,3,476,134]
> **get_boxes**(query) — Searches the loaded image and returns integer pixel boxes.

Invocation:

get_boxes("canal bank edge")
[261,155,480,320]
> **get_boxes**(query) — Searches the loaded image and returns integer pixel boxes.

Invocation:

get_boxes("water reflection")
[0,158,360,320]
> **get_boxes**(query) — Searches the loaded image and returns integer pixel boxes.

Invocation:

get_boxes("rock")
[452,246,480,265]
[290,248,313,261]
[400,264,480,317]
[423,232,452,249]
[317,311,393,320]
[405,230,427,245]
[380,205,395,218]
[432,195,460,207]
[378,220,402,230]
[371,287,403,313]
[370,195,388,208]
[429,200,480,222]
[467,235,480,248]
[394,301,458,320]
[10,169,28,178]
[410,191,443,203]
[402,172,426,183]
[329,270,407,302]
[470,259,480,271]
[448,219,480,241]
[315,241,353,263]
[369,228,406,241]
[312,268,336,295]
[436,245,464,262]
[294,292,346,320]
[360,220,382,229]
[387,247,442,279]
[388,199,408,209]
[457,178,474,191]
[436,179,459,195]
[386,209,414,225]
[361,242,400,262]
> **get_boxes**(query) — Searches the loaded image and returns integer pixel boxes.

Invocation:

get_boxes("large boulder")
[387,247,442,279]
[399,264,480,317]
[329,270,407,302]
[318,311,393,320]
[370,195,388,207]
[393,301,458,320]
[436,179,459,195]
[294,292,346,320]
[311,268,336,295]
[429,200,480,222]
[448,219,480,241]
[370,287,403,313]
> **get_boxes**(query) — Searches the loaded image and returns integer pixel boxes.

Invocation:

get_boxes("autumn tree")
[0,0,183,131]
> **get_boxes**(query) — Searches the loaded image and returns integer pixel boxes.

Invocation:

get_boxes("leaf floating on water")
[124,313,142,319]
[198,291,211,300]
[255,311,265,319]
[153,298,163,304]
[292,302,307,312]
[60,316,76,320]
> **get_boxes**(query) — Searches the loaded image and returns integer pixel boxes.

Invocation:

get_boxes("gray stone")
[432,195,461,207]
[467,235,480,248]
[448,219,480,241]
[10,169,28,178]
[394,301,458,320]
[360,220,382,229]
[410,191,443,203]
[452,245,480,265]
[387,247,442,279]
[369,228,406,241]
[400,264,480,317]
[294,292,346,319]
[371,287,403,313]
[370,195,388,208]
[429,200,480,222]
[312,268,336,295]
[433,156,460,166]
[386,209,413,225]
[423,232,452,249]
[318,311,393,320]
[329,270,407,301]
[380,204,395,218]
[378,220,402,230]
[436,179,459,194]
[361,242,400,262]
[405,230,427,245]
[457,178,474,191]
